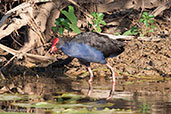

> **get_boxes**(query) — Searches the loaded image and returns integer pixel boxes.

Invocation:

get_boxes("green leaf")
[92,19,95,23]
[61,5,81,34]
[88,22,92,27]
[149,19,154,23]
[144,20,149,27]
[145,67,151,70]
[98,13,104,20]
[52,26,58,33]
[65,26,71,31]
[96,26,102,33]
[142,12,148,18]
[91,12,96,18]
[91,29,95,32]
[114,32,120,35]
[150,25,157,29]
[139,18,144,22]
[59,18,65,22]
[90,12,106,33]
[55,20,60,26]
[101,20,106,25]
[123,26,139,36]
[59,27,64,35]
[140,33,144,37]
[61,19,69,27]
[69,23,81,34]
[94,21,100,27]
[61,5,77,25]
[123,30,139,36]
[149,14,155,18]
[123,30,132,36]
[149,29,154,32]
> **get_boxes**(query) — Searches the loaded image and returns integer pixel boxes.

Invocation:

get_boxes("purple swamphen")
[50,32,125,100]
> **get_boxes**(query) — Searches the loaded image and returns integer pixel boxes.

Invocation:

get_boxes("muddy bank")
[65,37,171,78]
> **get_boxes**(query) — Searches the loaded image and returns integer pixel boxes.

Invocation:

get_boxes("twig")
[2,55,16,68]
[139,0,145,19]
[0,72,5,80]
[10,34,23,47]
[28,14,46,44]
[67,0,93,19]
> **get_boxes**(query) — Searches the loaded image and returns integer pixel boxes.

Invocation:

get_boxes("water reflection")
[0,76,170,114]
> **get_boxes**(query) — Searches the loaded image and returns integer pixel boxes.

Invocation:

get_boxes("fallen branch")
[151,1,171,17]
[0,12,31,40]
[0,43,56,62]
[99,33,161,41]
[99,33,135,40]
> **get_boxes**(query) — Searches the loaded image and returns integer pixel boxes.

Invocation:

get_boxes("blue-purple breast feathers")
[61,42,107,64]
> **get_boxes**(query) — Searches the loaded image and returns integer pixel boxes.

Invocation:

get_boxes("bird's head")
[50,38,59,54]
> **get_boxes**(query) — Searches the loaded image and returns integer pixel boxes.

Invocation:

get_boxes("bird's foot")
[87,86,93,96]
[106,94,113,100]
[87,90,91,96]
[106,90,115,100]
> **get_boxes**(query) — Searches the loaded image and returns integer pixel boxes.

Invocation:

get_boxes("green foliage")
[90,12,106,33]
[123,26,139,36]
[61,6,81,34]
[52,5,81,36]
[118,12,156,37]
[139,12,156,37]
[52,18,70,35]
[139,12,155,27]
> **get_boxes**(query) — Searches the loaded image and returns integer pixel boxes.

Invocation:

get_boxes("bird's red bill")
[50,38,59,53]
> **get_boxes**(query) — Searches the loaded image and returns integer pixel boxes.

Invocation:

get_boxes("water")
[0,76,170,114]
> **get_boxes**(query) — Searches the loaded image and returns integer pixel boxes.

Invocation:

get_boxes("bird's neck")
[59,40,69,51]
[56,38,67,48]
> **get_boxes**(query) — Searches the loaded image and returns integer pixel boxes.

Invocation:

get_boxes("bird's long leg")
[87,67,94,96]
[106,63,115,100]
